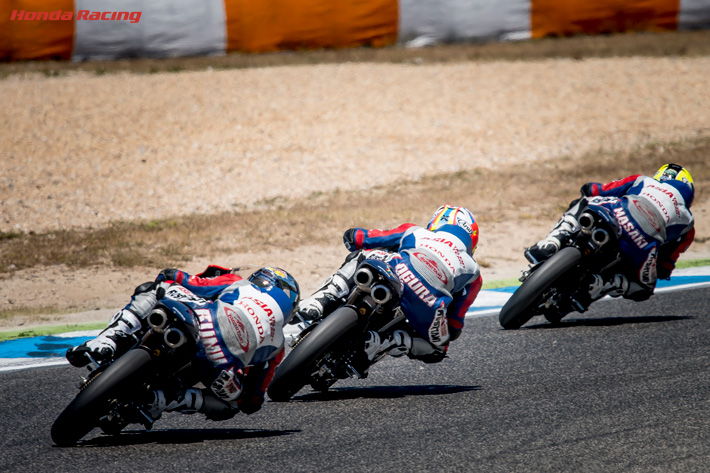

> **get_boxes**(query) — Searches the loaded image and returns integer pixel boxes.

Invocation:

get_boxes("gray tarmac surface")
[2,287,709,472]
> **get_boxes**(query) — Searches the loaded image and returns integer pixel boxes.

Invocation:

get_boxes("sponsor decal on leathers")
[195,308,228,366]
[223,305,250,352]
[640,249,658,286]
[428,304,449,346]
[412,251,448,285]
[395,262,437,307]
[236,299,265,343]
[165,285,208,304]
[245,296,278,340]
[643,182,683,220]
[427,236,467,266]
[613,207,650,249]
[631,198,663,233]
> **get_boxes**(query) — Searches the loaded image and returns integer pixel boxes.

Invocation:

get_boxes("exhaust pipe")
[370,285,391,304]
[578,213,594,234]
[164,328,187,348]
[592,228,610,246]
[355,267,374,289]
[147,307,169,332]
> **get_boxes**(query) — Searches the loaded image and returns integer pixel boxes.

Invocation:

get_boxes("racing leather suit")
[343,223,482,353]
[574,175,694,298]
[142,265,288,415]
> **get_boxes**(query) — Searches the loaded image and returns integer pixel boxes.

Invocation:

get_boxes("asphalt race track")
[1,286,709,473]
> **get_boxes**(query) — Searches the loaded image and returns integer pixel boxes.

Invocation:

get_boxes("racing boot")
[66,309,142,367]
[525,214,581,264]
[147,388,204,420]
[363,330,412,363]
[293,273,351,324]
[572,273,629,312]
[588,273,629,300]
[65,283,158,367]
[147,388,237,422]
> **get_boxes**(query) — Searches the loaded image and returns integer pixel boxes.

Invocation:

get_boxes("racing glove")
[210,367,243,402]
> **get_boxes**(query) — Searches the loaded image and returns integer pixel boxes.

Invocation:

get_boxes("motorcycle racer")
[66,265,300,420]
[525,163,695,306]
[295,205,482,365]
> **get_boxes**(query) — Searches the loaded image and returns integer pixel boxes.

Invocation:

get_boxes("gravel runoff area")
[0,55,709,329]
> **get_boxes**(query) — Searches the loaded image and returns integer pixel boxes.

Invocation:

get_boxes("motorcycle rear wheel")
[499,247,582,330]
[267,306,359,402]
[51,347,153,446]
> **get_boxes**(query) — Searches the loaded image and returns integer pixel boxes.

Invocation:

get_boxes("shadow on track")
[288,384,481,402]
[65,427,300,447]
[524,315,692,330]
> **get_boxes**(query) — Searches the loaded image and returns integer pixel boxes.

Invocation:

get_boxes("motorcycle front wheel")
[499,247,582,330]
[267,306,359,402]
[51,347,153,446]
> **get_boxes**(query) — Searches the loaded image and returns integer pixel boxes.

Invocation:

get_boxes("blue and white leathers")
[578,176,693,289]
[163,281,289,371]
[346,223,481,347]
[395,225,479,346]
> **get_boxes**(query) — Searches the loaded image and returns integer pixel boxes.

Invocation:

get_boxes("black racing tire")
[499,247,583,330]
[51,348,154,446]
[267,307,360,402]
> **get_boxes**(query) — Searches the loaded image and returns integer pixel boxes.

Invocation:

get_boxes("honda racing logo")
[631,198,662,233]
[223,306,250,352]
[412,251,448,285]
[10,9,142,23]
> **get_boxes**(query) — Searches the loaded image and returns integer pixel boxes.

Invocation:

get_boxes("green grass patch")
[676,258,710,269]
[0,322,105,342]
[482,277,522,290]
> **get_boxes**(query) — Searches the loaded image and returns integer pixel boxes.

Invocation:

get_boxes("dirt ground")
[1,55,709,331]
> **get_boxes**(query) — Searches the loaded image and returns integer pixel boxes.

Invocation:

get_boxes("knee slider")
[408,336,445,363]
[626,281,653,302]
[200,391,237,421]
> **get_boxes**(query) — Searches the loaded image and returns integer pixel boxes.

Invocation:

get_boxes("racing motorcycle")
[267,258,404,402]
[499,203,623,330]
[51,297,209,446]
